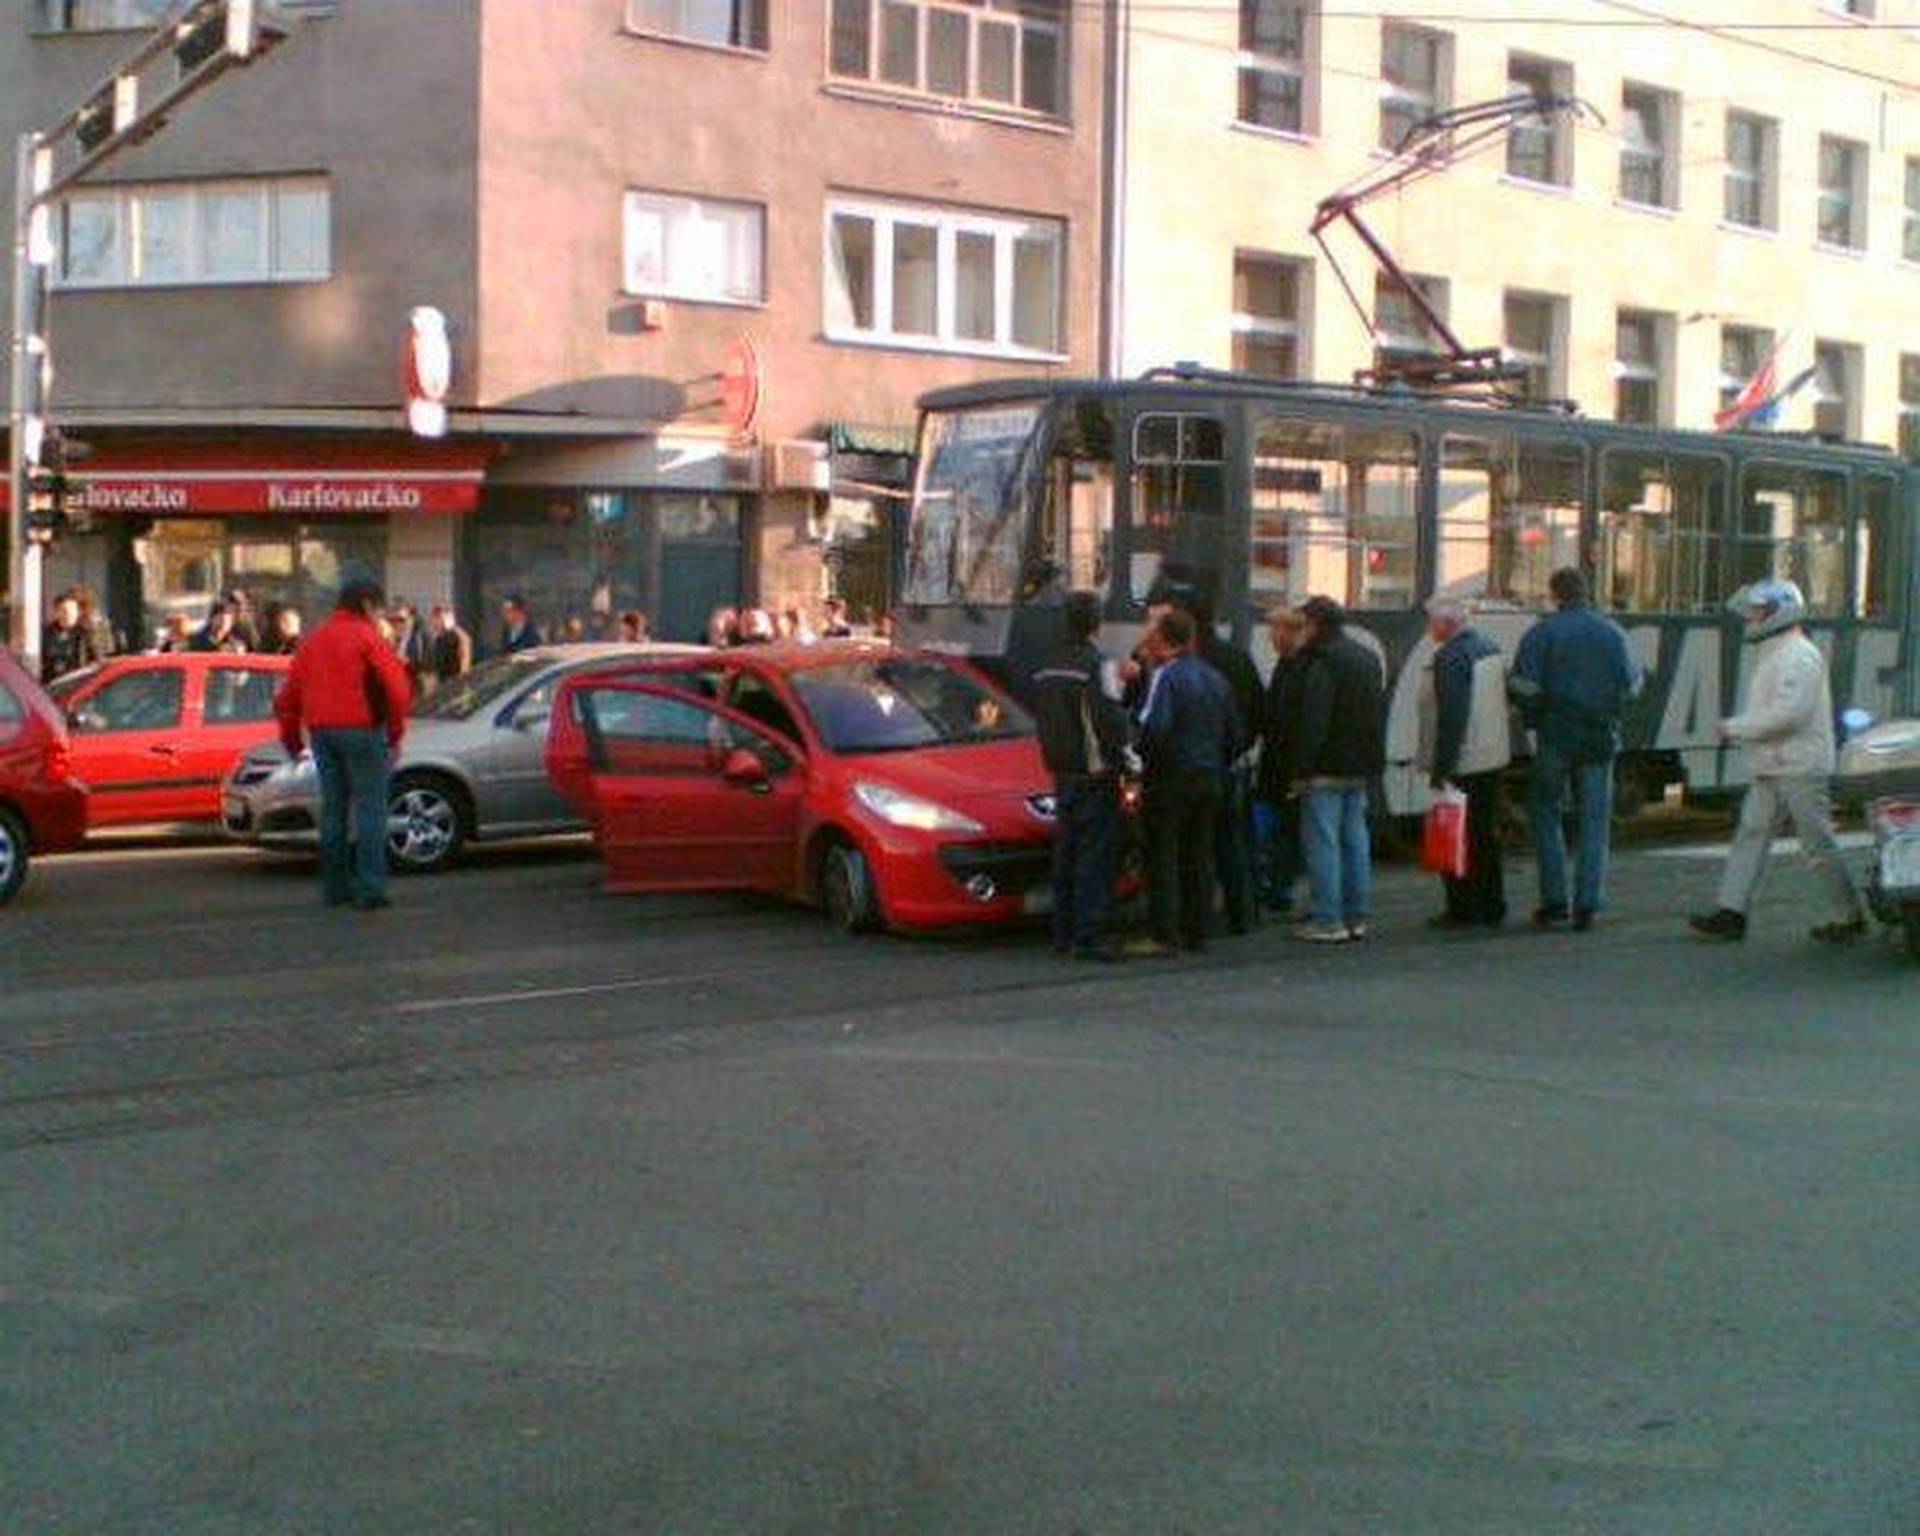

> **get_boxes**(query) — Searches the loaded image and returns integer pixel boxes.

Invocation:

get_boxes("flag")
[1715,332,1788,431]
[1747,364,1818,430]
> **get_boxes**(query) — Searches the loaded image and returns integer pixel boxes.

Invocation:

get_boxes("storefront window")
[137,518,389,639]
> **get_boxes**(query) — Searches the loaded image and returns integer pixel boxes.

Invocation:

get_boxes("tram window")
[1737,465,1848,617]
[1598,451,1726,614]
[1251,418,1418,609]
[1130,413,1225,604]
[1438,436,1585,607]
[1041,401,1115,595]
[1857,476,1898,620]
[906,403,1043,605]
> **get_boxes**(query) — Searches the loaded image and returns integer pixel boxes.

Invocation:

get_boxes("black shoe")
[1689,908,1746,941]
[1810,917,1868,945]
[1571,908,1595,932]
[1533,904,1571,928]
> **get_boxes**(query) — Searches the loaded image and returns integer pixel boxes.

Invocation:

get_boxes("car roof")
[516,642,708,664]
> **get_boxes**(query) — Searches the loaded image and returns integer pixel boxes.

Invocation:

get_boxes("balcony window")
[1237,0,1312,136]
[1724,111,1776,230]
[627,0,768,50]
[622,191,765,305]
[1817,135,1866,250]
[825,198,1064,357]
[1231,252,1308,378]
[830,0,1065,117]
[1506,55,1571,185]
[56,176,329,288]
[1374,271,1448,372]
[1619,83,1678,209]
[1379,23,1448,151]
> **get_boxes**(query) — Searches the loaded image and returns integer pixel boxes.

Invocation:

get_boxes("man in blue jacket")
[1510,568,1639,930]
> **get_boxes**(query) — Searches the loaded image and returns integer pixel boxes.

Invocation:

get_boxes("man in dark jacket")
[1256,605,1308,914]
[1509,567,1638,930]
[1191,592,1262,935]
[1135,608,1237,954]
[1032,591,1131,961]
[1419,599,1512,928]
[499,594,544,654]
[40,592,99,682]
[1288,596,1386,944]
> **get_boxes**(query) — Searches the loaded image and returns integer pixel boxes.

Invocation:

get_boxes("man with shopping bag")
[1417,598,1511,928]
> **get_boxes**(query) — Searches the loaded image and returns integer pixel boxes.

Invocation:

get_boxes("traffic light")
[23,465,68,544]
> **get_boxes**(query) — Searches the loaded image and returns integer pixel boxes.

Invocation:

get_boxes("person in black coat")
[1191,592,1262,935]
[1256,604,1308,914]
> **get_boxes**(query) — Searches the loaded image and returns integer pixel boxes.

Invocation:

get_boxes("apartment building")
[1113,0,1920,451]
[1,0,1105,645]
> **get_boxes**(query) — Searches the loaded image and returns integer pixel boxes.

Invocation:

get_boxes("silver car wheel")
[386,782,461,872]
[0,808,24,904]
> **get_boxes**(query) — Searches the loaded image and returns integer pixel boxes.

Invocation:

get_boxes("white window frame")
[1236,0,1314,138]
[822,197,1066,360]
[36,0,172,31]
[1724,110,1777,231]
[1619,82,1678,211]
[621,190,766,306]
[1231,250,1309,378]
[1812,340,1861,440]
[1904,157,1920,264]
[1502,290,1566,400]
[1613,309,1671,426]
[827,0,1067,120]
[624,0,768,51]
[53,176,330,290]
[1379,23,1450,151]
[1506,54,1573,187]
[1817,134,1868,252]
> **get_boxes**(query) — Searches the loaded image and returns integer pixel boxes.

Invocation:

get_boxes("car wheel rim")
[0,824,16,890]
[388,788,456,866]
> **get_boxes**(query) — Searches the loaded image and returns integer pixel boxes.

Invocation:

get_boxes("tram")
[895,367,1919,818]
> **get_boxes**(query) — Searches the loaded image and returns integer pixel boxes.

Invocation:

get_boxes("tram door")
[1120,407,1238,627]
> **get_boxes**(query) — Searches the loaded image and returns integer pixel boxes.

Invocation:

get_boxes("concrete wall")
[0,2,482,413]
[472,0,1107,439]
[1119,0,1920,444]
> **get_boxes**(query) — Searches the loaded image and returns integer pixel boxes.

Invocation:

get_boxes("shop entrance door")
[658,543,741,643]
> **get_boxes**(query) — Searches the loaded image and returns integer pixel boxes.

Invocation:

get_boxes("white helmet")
[1727,577,1806,641]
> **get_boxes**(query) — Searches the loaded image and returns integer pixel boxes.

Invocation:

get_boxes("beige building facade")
[1114,0,1920,451]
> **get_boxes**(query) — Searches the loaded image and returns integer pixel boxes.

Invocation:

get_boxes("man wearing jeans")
[1510,568,1638,932]
[274,578,414,911]
[1287,597,1386,944]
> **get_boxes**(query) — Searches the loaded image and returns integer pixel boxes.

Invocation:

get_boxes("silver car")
[221,642,700,872]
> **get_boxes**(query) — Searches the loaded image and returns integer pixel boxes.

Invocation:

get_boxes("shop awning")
[0,439,493,516]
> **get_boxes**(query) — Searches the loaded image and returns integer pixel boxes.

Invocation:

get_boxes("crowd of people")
[1035,567,1870,962]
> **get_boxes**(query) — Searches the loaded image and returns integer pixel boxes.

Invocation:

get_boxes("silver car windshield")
[413,655,546,721]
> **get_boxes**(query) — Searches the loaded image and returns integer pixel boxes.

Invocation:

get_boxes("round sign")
[719,335,761,436]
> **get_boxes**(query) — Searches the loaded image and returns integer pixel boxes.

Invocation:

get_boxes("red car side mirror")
[721,747,770,788]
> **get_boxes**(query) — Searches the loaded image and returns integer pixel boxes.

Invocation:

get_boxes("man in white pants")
[1690,578,1866,944]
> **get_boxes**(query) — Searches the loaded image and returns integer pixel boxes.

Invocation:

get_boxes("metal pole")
[7,131,42,670]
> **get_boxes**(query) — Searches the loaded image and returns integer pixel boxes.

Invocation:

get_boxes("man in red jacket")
[274,577,414,909]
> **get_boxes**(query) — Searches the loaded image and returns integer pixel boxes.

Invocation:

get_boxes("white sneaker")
[1294,922,1352,944]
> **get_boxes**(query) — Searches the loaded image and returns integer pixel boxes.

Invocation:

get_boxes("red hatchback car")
[547,643,1063,932]
[48,652,291,828]
[0,646,88,903]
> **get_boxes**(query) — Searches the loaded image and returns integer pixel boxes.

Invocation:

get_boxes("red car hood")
[840,736,1051,815]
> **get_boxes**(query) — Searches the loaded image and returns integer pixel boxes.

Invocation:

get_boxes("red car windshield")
[788,660,1031,755]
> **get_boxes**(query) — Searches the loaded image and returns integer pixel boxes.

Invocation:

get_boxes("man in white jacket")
[1690,578,1866,943]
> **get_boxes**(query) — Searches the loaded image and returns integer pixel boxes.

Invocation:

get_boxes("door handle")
[148,744,178,757]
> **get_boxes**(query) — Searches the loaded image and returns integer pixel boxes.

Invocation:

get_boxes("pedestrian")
[1134,608,1237,955]
[263,605,303,656]
[1287,596,1386,944]
[1255,605,1308,915]
[500,594,543,654]
[617,609,650,644]
[1689,579,1867,945]
[1190,592,1262,936]
[155,611,194,654]
[388,600,430,686]
[561,615,587,643]
[191,597,250,653]
[1417,598,1512,929]
[40,591,99,682]
[1509,567,1639,931]
[1033,590,1131,962]
[273,577,413,911]
[429,602,473,683]
[220,587,262,651]
[737,608,776,645]
[71,585,117,660]
[820,598,853,639]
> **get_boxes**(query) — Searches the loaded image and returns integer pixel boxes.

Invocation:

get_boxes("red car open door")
[570,681,803,894]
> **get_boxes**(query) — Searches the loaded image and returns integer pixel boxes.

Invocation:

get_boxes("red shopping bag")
[1420,787,1470,879]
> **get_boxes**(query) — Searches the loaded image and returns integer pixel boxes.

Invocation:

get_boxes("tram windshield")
[905,403,1045,605]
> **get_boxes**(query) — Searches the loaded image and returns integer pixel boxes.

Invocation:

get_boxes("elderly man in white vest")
[1418,597,1513,928]
[1690,578,1867,944]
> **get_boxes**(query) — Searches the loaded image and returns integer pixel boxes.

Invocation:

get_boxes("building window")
[1379,23,1448,151]
[56,176,328,289]
[1237,0,1312,136]
[1899,354,1920,459]
[825,198,1063,356]
[1506,55,1571,185]
[1619,83,1678,209]
[1614,309,1669,425]
[1374,271,1448,371]
[1502,290,1565,401]
[1904,158,1920,263]
[1719,325,1775,413]
[1831,0,1874,15]
[622,191,764,305]
[1724,111,1776,230]
[829,0,1065,118]
[1817,135,1866,250]
[627,0,766,49]
[37,0,171,30]
[1812,340,1860,440]
[1231,252,1308,378]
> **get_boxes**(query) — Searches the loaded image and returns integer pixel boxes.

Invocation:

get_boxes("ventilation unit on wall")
[766,439,830,492]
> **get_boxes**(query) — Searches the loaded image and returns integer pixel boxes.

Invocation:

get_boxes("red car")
[48,652,291,828]
[0,645,88,903]
[547,643,1064,932]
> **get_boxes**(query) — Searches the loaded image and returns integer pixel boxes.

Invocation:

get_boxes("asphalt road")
[2,831,1915,1534]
